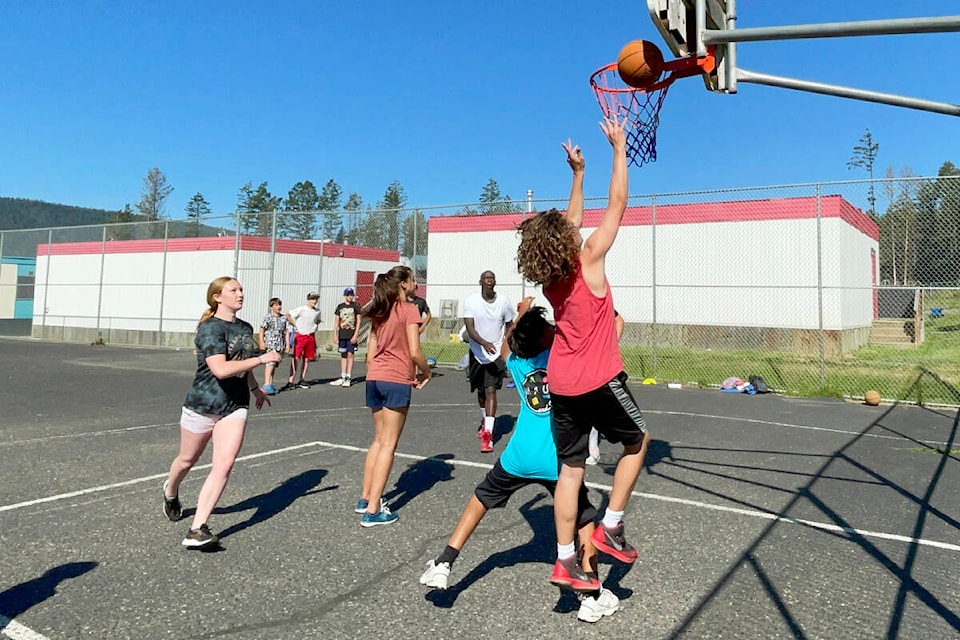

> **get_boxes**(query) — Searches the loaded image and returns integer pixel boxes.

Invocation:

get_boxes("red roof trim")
[428,195,879,241]
[36,236,401,260]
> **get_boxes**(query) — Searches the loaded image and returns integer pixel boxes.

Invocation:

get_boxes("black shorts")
[467,351,506,392]
[552,371,648,465]
[474,461,597,527]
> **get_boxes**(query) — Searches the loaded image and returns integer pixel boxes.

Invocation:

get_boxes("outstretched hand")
[599,115,628,151]
[562,139,585,173]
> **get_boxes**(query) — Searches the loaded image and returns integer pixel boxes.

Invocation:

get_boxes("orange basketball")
[617,40,665,89]
[864,390,881,406]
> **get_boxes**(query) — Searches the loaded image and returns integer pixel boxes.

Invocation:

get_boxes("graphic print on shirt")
[521,368,550,413]
[227,332,257,376]
[338,306,357,330]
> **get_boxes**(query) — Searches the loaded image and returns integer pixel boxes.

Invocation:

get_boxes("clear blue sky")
[1,1,957,218]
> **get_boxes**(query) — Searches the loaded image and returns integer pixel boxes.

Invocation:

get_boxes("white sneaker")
[329,378,344,386]
[342,378,351,388]
[419,559,451,590]
[577,588,620,623]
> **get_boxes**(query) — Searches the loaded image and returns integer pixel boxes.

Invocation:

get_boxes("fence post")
[96,225,106,340]
[233,210,241,278]
[522,189,534,299]
[651,195,658,378]
[158,221,169,345]
[816,183,826,389]
[41,229,52,336]
[268,209,278,299]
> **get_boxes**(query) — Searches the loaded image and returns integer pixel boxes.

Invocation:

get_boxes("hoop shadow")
[0,561,97,626]
[209,469,335,541]
[384,454,454,512]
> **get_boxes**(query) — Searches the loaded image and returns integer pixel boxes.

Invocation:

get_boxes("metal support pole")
[702,15,960,44]
[736,68,960,117]
[724,0,738,93]
[695,0,707,57]
[41,229,52,334]
[816,185,826,389]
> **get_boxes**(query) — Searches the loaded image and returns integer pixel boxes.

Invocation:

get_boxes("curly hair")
[516,209,581,286]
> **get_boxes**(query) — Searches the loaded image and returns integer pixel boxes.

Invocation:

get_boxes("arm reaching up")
[562,139,585,231]
[582,116,628,294]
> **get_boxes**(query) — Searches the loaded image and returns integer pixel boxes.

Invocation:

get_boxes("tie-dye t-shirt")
[184,316,258,415]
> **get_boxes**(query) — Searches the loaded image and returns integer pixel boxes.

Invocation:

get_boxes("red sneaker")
[480,430,494,453]
[591,521,638,564]
[550,556,600,592]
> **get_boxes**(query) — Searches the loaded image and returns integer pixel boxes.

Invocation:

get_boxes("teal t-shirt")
[498,349,559,481]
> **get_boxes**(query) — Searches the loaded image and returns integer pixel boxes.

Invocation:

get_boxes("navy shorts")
[474,461,597,526]
[338,338,357,354]
[366,380,412,409]
[552,371,648,465]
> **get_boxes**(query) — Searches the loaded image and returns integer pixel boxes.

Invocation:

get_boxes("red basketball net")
[590,63,671,167]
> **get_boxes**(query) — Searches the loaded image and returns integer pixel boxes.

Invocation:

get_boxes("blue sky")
[1,1,957,218]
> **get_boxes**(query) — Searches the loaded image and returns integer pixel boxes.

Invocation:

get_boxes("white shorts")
[180,407,248,434]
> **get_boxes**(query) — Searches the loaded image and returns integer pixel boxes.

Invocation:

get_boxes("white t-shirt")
[462,291,517,364]
[289,304,322,335]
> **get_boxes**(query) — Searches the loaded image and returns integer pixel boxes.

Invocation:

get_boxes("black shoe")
[182,523,218,549]
[162,481,182,522]
[281,382,296,391]
[297,381,310,389]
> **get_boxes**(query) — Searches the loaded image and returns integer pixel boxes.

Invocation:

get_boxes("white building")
[426,195,880,354]
[32,236,400,347]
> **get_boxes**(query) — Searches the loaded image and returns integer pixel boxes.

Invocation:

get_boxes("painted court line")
[2,439,957,554]
[1,617,50,640]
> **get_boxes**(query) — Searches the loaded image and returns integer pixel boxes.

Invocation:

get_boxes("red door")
[355,270,374,307]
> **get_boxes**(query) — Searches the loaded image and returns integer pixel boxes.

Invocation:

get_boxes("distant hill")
[0,197,224,257]
[0,197,119,231]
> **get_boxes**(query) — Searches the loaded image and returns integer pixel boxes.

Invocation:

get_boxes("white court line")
[1,617,50,640]
[2,439,958,554]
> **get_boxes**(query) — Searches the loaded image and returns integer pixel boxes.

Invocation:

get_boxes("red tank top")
[543,265,623,395]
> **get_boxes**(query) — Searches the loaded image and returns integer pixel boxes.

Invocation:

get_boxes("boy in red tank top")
[516,116,651,592]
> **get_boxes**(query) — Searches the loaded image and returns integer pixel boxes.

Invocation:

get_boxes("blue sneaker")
[354,497,386,514]
[262,384,276,395]
[361,506,399,527]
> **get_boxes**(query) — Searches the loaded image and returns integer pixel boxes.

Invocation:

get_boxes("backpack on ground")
[749,375,771,394]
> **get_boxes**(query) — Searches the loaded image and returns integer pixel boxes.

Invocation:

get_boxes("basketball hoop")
[590,52,715,167]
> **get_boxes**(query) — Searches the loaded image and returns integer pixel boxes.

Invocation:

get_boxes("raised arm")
[500,296,534,361]
[562,139,586,230]
[581,116,628,290]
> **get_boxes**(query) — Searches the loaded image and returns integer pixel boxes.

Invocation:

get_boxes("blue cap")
[343,288,355,295]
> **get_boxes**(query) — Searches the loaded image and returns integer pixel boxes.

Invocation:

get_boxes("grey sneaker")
[419,559,451,590]
[162,481,182,522]
[577,588,620,622]
[181,523,218,549]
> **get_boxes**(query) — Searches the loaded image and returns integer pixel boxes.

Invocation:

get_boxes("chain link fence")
[2,174,959,404]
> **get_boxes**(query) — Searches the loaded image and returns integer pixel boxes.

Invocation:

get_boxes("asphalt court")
[1,338,959,639]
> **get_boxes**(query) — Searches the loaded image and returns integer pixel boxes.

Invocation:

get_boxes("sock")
[557,541,576,560]
[483,416,495,434]
[602,508,624,529]
[436,545,460,566]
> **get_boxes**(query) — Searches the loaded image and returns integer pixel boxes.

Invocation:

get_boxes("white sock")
[602,508,624,529]
[483,416,495,434]
[557,541,576,560]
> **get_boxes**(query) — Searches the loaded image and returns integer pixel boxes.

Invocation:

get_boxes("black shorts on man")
[467,350,506,392]
[551,371,647,465]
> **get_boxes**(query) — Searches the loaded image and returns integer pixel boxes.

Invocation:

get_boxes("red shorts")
[293,333,317,360]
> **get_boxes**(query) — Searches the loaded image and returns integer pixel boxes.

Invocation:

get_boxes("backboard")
[646,0,734,92]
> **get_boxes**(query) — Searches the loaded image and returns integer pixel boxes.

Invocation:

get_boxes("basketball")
[426,356,437,369]
[864,390,881,406]
[617,40,665,88]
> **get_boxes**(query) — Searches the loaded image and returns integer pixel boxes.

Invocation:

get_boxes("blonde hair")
[198,276,237,326]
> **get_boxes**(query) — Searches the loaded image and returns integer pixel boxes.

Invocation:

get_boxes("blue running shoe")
[361,506,398,527]
[355,497,386,514]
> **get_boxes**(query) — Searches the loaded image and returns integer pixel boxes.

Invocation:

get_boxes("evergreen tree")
[236,182,281,236]
[282,181,320,239]
[847,129,880,214]
[342,192,363,244]
[184,193,211,237]
[136,167,174,239]
[317,179,344,240]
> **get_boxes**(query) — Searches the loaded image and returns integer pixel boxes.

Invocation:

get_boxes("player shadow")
[201,469,335,543]
[425,493,633,610]
[668,368,960,639]
[0,561,97,627]
[492,414,516,444]
[383,454,455,512]
[595,437,674,476]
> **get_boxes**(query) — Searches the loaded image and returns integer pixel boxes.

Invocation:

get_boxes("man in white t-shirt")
[462,271,517,453]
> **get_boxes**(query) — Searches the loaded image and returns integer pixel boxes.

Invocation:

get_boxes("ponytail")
[365,266,412,331]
